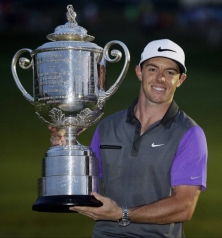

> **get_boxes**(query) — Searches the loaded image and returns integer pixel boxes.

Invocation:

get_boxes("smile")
[152,86,166,92]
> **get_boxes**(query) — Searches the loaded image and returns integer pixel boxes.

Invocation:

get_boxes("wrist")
[116,206,123,221]
[118,206,130,226]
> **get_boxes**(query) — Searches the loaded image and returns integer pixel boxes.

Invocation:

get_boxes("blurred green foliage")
[1,11,222,237]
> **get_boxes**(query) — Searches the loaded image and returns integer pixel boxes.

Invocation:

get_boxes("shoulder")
[179,125,207,152]
[174,109,207,150]
[174,109,198,132]
[185,125,206,139]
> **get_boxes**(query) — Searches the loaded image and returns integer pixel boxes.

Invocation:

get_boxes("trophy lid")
[46,5,95,42]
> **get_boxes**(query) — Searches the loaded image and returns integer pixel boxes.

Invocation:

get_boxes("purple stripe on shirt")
[170,125,208,190]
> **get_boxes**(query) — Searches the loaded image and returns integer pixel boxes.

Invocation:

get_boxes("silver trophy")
[11,5,130,212]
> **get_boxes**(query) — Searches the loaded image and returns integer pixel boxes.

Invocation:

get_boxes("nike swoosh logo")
[151,143,164,147]
[158,47,177,53]
[191,176,201,180]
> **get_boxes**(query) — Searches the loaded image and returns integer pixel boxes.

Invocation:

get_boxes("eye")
[166,70,175,76]
[148,67,157,72]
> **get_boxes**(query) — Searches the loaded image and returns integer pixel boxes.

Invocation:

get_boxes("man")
[50,39,207,238]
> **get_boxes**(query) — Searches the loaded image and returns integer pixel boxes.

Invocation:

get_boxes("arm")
[70,184,201,224]
[129,185,201,224]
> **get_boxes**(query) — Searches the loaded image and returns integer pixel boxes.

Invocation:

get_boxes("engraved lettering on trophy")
[46,100,62,104]
[38,71,70,88]
[37,58,72,64]
[37,54,72,64]
[43,89,64,93]
[40,80,68,86]
[87,54,95,94]
[37,95,68,103]
[48,65,57,68]
[38,71,70,77]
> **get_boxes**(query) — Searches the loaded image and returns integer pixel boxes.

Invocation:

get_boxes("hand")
[69,192,122,221]
[48,126,88,146]
[48,126,66,146]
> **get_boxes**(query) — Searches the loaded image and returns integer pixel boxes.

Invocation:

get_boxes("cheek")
[142,77,150,89]
[141,79,146,91]
[171,77,180,87]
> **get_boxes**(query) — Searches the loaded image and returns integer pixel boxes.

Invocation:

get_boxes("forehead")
[143,57,179,71]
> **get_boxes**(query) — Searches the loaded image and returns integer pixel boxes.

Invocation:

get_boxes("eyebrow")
[145,63,179,73]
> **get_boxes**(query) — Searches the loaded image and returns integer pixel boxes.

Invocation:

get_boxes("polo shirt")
[90,99,207,238]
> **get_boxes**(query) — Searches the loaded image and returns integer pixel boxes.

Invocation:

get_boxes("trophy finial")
[46,5,95,42]
[66,5,77,24]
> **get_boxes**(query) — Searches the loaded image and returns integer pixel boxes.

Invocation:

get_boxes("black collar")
[126,98,179,128]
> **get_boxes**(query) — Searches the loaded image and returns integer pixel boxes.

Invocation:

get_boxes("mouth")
[151,86,166,92]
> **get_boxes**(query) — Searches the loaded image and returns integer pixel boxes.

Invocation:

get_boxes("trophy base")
[32,195,103,213]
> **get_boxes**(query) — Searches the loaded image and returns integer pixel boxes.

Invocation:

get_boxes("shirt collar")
[126,98,179,128]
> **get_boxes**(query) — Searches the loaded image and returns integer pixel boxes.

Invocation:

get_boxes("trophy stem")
[64,126,79,146]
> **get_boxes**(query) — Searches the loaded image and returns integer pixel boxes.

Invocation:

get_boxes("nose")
[156,71,166,83]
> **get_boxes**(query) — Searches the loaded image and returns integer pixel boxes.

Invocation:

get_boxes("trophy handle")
[11,48,34,105]
[98,40,130,106]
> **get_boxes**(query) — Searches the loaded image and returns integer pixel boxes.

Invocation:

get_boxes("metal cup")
[11,5,130,212]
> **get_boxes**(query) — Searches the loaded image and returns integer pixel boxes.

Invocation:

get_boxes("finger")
[71,206,100,216]
[71,206,93,212]
[91,192,105,203]
[51,131,58,137]
[50,137,62,146]
[50,132,65,141]
[51,128,65,136]
[57,129,66,136]
[48,126,57,131]
[77,128,87,135]
[50,133,65,145]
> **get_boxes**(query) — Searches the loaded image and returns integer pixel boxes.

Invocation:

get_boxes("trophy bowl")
[11,5,130,212]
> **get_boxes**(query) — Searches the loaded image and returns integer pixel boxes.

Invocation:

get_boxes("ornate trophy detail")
[66,5,77,24]
[11,5,130,212]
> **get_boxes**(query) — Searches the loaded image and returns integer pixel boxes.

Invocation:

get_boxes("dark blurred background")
[1,0,222,237]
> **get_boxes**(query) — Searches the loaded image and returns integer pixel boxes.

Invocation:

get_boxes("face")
[135,57,186,105]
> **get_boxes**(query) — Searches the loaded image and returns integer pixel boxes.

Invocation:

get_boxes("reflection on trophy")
[11,5,130,212]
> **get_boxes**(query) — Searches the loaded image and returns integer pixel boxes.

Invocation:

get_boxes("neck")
[134,96,172,134]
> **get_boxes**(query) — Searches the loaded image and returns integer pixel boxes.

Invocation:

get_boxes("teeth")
[152,87,165,91]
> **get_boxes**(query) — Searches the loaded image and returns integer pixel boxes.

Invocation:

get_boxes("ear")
[177,73,187,87]
[135,65,142,81]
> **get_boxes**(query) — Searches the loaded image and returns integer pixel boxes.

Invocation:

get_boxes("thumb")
[91,192,106,202]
